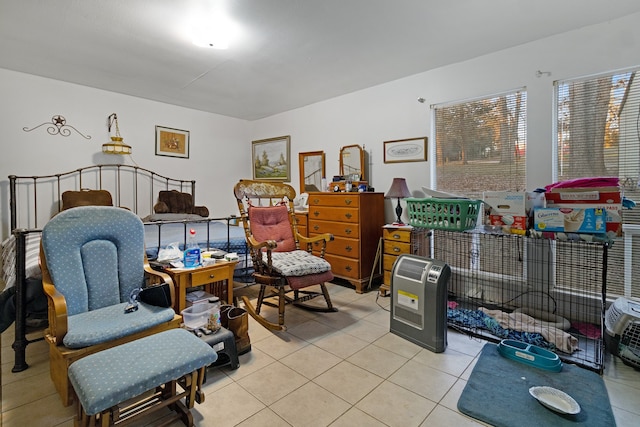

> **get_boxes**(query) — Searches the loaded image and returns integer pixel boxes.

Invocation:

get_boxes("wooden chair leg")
[241,296,285,331]
[278,286,286,327]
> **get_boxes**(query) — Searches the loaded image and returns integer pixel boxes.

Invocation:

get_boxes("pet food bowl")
[497,339,563,372]
[529,386,581,414]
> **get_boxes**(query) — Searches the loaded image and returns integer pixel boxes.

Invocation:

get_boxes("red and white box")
[544,187,622,236]
[483,191,544,230]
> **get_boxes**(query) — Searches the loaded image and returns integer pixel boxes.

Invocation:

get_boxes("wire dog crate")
[430,229,608,373]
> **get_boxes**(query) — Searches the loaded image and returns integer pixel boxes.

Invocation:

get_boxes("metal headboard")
[9,164,196,231]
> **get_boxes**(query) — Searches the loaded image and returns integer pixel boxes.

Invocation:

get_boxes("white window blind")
[432,90,527,277]
[554,69,640,299]
[433,89,527,199]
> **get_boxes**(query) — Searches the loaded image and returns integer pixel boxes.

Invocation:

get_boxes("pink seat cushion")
[248,204,297,252]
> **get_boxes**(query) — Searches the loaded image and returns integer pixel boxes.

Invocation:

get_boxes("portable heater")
[390,254,451,353]
[604,297,640,369]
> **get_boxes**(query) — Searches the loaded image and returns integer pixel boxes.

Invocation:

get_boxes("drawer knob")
[345,228,352,234]
[345,245,352,252]
[344,199,352,205]
[209,274,216,279]
[393,233,401,239]
[345,265,352,272]
[313,210,320,217]
[393,247,401,253]
[313,225,320,231]
[345,213,352,219]
[313,198,320,204]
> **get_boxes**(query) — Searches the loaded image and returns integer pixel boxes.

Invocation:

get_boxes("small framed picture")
[252,135,291,181]
[383,137,428,163]
[155,126,190,158]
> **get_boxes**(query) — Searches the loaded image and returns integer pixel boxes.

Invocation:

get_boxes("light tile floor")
[2,282,640,426]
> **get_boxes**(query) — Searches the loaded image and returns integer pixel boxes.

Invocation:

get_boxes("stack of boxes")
[483,186,622,237]
[536,187,622,236]
[483,191,545,232]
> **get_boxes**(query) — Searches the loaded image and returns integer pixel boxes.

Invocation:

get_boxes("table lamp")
[385,178,412,225]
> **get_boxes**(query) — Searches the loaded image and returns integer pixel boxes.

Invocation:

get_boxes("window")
[432,90,528,284]
[555,69,640,299]
[433,89,527,199]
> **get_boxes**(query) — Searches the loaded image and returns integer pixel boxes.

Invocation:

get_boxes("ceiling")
[2,1,640,121]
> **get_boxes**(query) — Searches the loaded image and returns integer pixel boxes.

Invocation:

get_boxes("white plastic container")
[181,301,215,329]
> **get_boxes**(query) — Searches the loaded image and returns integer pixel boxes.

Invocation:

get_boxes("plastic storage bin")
[181,302,215,329]
[406,198,481,231]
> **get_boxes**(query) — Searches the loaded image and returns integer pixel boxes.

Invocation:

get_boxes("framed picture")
[155,126,190,158]
[383,137,428,163]
[252,135,291,181]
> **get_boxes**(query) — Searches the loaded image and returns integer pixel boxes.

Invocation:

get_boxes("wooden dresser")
[294,210,308,237]
[307,192,384,293]
[380,225,429,296]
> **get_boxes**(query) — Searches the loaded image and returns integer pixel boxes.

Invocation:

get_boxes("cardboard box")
[544,187,622,235]
[483,191,545,230]
[533,207,607,234]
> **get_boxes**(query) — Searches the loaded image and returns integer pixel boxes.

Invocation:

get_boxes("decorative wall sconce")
[102,113,132,155]
[23,115,91,139]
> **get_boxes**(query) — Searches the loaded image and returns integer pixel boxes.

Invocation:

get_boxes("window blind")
[433,89,527,199]
[554,69,640,298]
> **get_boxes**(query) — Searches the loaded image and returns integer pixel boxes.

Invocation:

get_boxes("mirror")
[340,144,364,181]
[298,151,326,193]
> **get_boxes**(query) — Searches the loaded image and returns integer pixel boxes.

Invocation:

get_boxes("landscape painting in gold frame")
[252,135,291,181]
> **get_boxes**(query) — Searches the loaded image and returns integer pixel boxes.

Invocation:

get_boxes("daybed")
[3,164,248,372]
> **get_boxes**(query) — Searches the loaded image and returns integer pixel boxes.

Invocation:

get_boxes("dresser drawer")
[308,193,360,208]
[383,254,398,272]
[384,240,411,255]
[309,206,359,223]
[383,228,411,243]
[324,253,360,280]
[318,235,360,258]
[384,270,392,286]
[190,266,231,287]
[309,221,359,238]
[294,213,308,227]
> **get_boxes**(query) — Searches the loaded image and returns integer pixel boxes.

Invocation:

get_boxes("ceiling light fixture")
[102,113,132,155]
[191,15,237,49]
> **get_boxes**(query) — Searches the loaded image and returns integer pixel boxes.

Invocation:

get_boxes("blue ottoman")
[68,328,217,426]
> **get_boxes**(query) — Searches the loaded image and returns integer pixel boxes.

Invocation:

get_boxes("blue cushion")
[63,303,176,348]
[68,328,218,416]
[42,206,145,316]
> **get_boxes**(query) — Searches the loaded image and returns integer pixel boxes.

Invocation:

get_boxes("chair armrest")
[143,256,176,306]
[247,235,278,251]
[297,232,333,257]
[39,245,68,345]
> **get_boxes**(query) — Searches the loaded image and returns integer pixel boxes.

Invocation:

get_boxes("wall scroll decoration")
[23,115,91,139]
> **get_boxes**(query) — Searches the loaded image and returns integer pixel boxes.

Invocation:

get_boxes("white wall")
[250,12,640,223]
[2,12,640,237]
[0,70,250,238]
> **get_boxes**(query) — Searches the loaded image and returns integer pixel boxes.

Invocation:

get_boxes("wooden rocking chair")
[233,179,337,331]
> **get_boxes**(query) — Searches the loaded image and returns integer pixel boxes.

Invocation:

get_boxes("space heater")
[604,297,640,369]
[390,254,451,353]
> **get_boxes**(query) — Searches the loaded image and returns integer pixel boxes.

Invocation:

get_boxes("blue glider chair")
[40,206,181,406]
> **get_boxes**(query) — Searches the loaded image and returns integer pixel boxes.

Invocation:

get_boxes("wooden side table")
[164,260,238,313]
[379,224,429,296]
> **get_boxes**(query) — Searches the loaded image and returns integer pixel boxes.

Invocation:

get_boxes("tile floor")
[2,282,640,426]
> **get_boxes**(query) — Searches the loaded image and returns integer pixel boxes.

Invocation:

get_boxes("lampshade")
[102,113,132,155]
[385,178,412,199]
[385,178,412,225]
